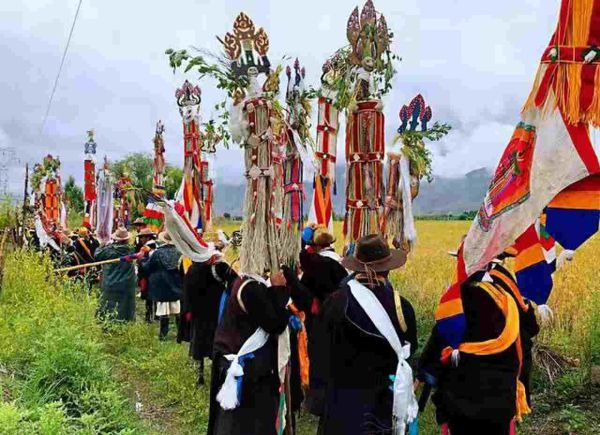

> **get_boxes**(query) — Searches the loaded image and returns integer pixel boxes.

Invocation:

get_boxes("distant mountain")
[213,167,492,217]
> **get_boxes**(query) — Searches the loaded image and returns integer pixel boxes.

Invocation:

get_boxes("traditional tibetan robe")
[95,243,136,321]
[316,277,417,434]
[418,272,522,435]
[208,277,290,435]
[183,260,238,360]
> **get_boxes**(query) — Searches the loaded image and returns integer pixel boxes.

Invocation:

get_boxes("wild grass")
[0,221,597,434]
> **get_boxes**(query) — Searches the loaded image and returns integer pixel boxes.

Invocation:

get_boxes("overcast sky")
[1,0,563,194]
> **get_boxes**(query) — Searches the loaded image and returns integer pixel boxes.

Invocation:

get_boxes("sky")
[0,0,564,195]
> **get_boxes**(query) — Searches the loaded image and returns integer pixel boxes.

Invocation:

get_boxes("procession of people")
[22,0,600,433]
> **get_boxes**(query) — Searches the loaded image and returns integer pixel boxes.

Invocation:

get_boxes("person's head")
[342,234,406,277]
[78,227,89,238]
[312,226,335,251]
[111,228,130,244]
[132,218,146,231]
[137,228,156,245]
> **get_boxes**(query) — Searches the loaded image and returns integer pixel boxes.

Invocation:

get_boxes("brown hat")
[112,227,131,242]
[342,234,407,272]
[138,228,156,238]
[132,218,146,227]
[313,226,335,247]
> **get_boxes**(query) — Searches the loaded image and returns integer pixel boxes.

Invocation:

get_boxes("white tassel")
[451,349,460,367]
[557,249,575,269]
[228,103,248,144]
[216,358,245,410]
[217,229,230,247]
[537,304,554,323]
[399,151,417,248]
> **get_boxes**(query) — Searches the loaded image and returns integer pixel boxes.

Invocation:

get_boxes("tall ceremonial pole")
[308,58,340,231]
[342,0,389,250]
[224,13,284,274]
[280,59,312,265]
[143,121,166,232]
[83,130,97,229]
[176,81,212,232]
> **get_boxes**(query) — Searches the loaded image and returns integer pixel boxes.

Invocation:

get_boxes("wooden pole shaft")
[55,257,123,273]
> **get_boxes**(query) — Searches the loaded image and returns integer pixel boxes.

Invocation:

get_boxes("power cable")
[39,0,84,135]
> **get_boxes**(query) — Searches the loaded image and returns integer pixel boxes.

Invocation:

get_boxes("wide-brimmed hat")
[313,226,335,247]
[112,227,131,242]
[158,231,172,244]
[132,218,146,227]
[78,227,89,237]
[138,228,156,238]
[342,234,407,272]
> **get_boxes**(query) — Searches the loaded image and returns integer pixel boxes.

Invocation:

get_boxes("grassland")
[0,220,597,434]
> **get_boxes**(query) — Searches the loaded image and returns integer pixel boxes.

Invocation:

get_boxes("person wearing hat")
[208,267,301,435]
[180,249,238,386]
[135,228,158,323]
[95,228,137,322]
[132,217,146,231]
[315,234,418,434]
[73,226,100,264]
[140,231,183,340]
[417,252,533,435]
[289,225,348,416]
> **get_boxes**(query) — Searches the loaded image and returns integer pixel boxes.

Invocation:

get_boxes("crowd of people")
[58,218,539,435]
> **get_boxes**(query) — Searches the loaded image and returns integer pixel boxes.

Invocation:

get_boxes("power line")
[39,0,84,136]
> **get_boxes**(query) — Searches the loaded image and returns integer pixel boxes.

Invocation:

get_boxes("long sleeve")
[417,325,445,386]
[94,245,113,261]
[241,282,290,334]
[400,296,418,359]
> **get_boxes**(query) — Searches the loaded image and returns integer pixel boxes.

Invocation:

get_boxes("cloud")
[0,0,562,195]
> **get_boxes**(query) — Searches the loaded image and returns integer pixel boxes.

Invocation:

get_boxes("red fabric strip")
[563,115,600,174]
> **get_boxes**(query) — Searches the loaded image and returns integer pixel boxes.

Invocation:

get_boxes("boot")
[159,316,169,341]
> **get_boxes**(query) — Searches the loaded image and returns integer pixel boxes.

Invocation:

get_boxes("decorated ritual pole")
[309,59,340,231]
[176,81,214,232]
[83,130,97,229]
[31,155,65,249]
[380,95,449,250]
[223,12,284,274]
[143,121,167,232]
[279,59,312,265]
[342,0,389,250]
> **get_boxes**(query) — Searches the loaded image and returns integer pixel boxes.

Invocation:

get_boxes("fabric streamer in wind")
[435,0,600,355]
[95,165,114,245]
[162,200,219,263]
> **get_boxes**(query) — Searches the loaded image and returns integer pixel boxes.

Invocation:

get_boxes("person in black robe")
[208,269,309,435]
[135,228,157,323]
[297,226,348,416]
[418,262,522,435]
[183,258,238,385]
[316,235,417,435]
[490,261,540,406]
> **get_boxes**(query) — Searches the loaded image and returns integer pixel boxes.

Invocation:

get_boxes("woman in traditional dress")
[183,255,238,385]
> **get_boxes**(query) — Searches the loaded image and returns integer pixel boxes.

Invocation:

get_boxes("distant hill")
[213,167,492,217]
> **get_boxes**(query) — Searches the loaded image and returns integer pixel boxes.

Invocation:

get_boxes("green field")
[0,221,597,434]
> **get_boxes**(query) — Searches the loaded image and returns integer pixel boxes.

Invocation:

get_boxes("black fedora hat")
[342,234,407,272]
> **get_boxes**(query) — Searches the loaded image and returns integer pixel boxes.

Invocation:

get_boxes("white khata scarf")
[348,279,419,434]
[216,275,290,410]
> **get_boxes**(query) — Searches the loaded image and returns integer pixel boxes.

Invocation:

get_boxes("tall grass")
[0,250,147,434]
